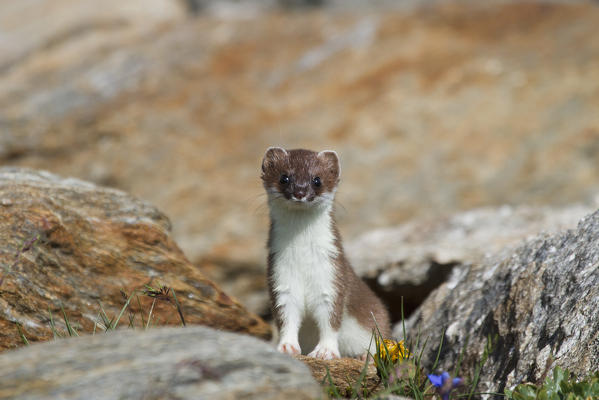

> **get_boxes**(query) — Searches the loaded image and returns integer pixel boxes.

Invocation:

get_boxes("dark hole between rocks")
[363,262,458,323]
[202,257,456,326]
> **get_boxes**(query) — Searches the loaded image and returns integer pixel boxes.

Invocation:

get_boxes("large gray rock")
[347,205,592,319]
[406,209,599,394]
[0,325,321,400]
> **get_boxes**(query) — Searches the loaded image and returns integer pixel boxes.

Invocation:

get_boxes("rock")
[407,209,599,394]
[0,167,271,352]
[198,258,271,319]
[346,205,592,320]
[0,0,185,74]
[296,355,381,397]
[0,325,320,400]
[1,1,599,273]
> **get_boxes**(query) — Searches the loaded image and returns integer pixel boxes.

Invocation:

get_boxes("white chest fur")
[269,203,339,315]
[268,199,374,358]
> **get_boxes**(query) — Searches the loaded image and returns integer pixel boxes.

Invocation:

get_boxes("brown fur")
[262,148,391,340]
[332,222,391,338]
[262,148,340,202]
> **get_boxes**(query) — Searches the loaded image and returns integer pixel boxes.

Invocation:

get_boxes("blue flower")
[427,371,463,400]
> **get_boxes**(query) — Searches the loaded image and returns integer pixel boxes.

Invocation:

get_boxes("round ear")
[262,147,288,172]
[317,150,340,180]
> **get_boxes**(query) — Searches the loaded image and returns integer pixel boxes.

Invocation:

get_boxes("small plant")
[465,334,497,400]
[14,322,29,346]
[60,303,79,337]
[375,334,430,399]
[505,367,599,400]
[428,371,463,400]
[92,283,185,332]
[326,298,497,400]
[376,338,411,365]
[95,290,135,332]
[323,366,343,399]
[365,302,432,400]
[142,283,186,327]
[13,281,186,346]
[47,305,80,338]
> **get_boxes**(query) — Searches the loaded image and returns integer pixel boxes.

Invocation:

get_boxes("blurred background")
[2,0,598,319]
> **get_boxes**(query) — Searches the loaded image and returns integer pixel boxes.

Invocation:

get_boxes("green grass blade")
[145,298,156,330]
[467,335,494,400]
[60,303,79,337]
[323,366,342,398]
[98,302,114,330]
[15,322,29,346]
[431,327,446,372]
[351,352,372,398]
[128,311,135,328]
[416,335,429,368]
[370,317,394,383]
[171,289,186,327]
[48,307,62,338]
[401,296,407,342]
[112,290,135,329]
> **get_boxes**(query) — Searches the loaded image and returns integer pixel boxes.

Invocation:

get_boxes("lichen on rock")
[0,167,271,351]
[408,208,599,394]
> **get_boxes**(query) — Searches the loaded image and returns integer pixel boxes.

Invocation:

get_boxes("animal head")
[261,147,340,210]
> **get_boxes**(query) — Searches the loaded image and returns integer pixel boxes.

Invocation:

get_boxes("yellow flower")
[377,339,410,363]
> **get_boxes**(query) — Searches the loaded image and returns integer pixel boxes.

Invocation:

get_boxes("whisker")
[335,200,349,216]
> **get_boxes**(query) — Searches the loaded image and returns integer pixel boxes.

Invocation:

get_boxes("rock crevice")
[409,209,599,392]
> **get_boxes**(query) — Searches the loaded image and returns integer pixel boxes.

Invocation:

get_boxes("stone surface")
[346,204,592,320]
[0,167,270,352]
[199,258,271,319]
[296,355,381,397]
[0,325,320,400]
[1,1,599,274]
[407,209,599,394]
[0,0,185,74]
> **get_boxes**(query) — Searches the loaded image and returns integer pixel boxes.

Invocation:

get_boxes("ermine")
[261,147,391,360]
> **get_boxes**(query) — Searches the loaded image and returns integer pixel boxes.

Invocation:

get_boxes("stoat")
[261,147,391,359]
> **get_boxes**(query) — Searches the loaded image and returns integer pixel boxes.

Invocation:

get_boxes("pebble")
[1,198,12,206]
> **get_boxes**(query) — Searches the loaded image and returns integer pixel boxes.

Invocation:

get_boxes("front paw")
[308,344,340,360]
[277,342,300,356]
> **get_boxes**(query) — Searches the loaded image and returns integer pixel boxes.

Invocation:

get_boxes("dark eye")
[280,174,290,185]
[312,177,321,187]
